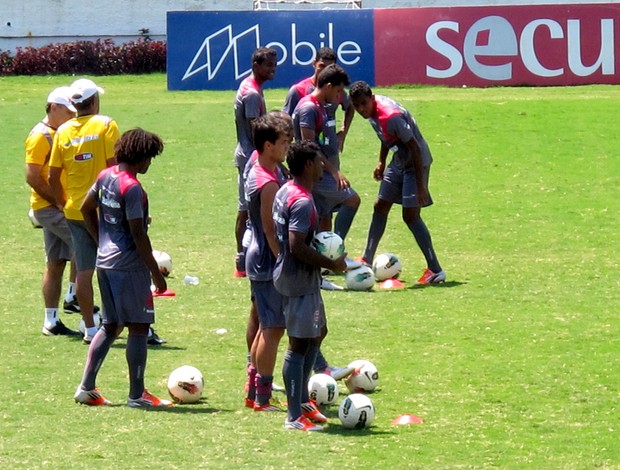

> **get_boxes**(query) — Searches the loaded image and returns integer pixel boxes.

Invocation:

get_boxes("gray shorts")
[282,291,326,339]
[313,172,357,217]
[238,166,249,212]
[35,206,73,262]
[251,280,285,329]
[378,162,433,208]
[97,268,154,326]
[67,219,97,271]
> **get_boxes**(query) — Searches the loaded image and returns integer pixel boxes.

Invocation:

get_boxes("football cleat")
[63,297,100,314]
[417,268,446,285]
[74,386,111,406]
[320,278,344,291]
[284,415,324,432]
[254,399,286,412]
[127,389,172,408]
[42,320,80,337]
[301,401,327,423]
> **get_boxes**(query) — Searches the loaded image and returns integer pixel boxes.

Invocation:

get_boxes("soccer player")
[292,63,360,290]
[48,78,120,344]
[232,47,277,277]
[349,81,446,284]
[74,128,171,408]
[273,140,347,431]
[282,47,355,153]
[25,86,80,337]
[244,113,292,411]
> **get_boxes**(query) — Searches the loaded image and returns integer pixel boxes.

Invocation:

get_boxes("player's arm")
[373,143,389,181]
[289,230,347,274]
[404,137,429,205]
[105,121,121,166]
[81,187,99,243]
[25,163,56,205]
[48,166,66,211]
[128,218,167,294]
[337,96,355,152]
[260,181,280,257]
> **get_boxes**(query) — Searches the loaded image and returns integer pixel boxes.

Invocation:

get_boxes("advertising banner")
[167,4,620,90]
[167,10,374,90]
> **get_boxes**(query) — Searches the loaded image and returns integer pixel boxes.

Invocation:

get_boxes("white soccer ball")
[152,250,172,277]
[78,312,103,335]
[345,265,375,291]
[28,208,42,228]
[312,231,344,260]
[344,360,379,393]
[308,373,339,405]
[372,253,402,281]
[338,393,375,429]
[167,365,204,404]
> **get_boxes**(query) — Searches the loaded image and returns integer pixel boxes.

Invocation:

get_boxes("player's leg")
[234,168,249,277]
[361,198,392,264]
[333,191,360,240]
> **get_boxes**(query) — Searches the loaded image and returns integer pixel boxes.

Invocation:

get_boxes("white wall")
[0,0,615,52]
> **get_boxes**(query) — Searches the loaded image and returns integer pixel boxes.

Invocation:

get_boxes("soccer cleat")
[284,415,324,432]
[147,327,167,345]
[345,257,363,270]
[254,398,286,412]
[417,268,447,285]
[322,365,355,381]
[74,386,111,406]
[63,298,100,314]
[354,256,371,267]
[127,389,173,408]
[320,278,344,291]
[244,397,255,409]
[42,320,80,337]
[82,334,93,345]
[301,401,328,423]
[233,253,247,278]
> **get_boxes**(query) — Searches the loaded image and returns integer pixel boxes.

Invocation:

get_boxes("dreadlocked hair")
[114,128,164,164]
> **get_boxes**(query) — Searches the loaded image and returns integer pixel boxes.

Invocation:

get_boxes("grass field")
[0,74,618,469]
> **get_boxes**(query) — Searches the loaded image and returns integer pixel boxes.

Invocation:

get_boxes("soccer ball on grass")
[344,359,379,393]
[345,265,375,291]
[338,393,375,429]
[372,253,402,281]
[308,373,339,405]
[167,365,204,404]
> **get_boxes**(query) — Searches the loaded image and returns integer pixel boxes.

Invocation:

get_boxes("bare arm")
[48,166,66,211]
[337,100,355,153]
[128,218,167,294]
[80,190,99,243]
[25,163,56,205]
[260,182,280,257]
[373,143,390,181]
[289,230,347,274]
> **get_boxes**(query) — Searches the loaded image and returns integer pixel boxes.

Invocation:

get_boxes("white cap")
[70,78,104,104]
[47,86,77,112]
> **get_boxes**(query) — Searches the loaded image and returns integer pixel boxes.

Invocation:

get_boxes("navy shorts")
[97,268,154,326]
[35,206,73,262]
[282,291,326,339]
[67,219,97,271]
[238,166,249,212]
[251,280,285,329]
[378,163,433,208]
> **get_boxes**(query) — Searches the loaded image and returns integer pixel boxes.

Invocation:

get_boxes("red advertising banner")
[374,3,620,86]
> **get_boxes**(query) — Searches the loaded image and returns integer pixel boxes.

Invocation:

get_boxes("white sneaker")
[345,257,363,270]
[320,278,344,291]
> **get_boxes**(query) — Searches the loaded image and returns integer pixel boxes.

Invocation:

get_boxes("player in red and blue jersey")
[273,140,347,431]
[349,81,445,284]
[232,47,277,277]
[74,128,171,407]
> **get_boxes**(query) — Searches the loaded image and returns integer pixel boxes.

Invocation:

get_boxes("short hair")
[317,64,350,89]
[286,140,321,176]
[349,80,373,100]
[252,47,277,65]
[252,113,291,152]
[72,94,96,112]
[114,128,164,165]
[315,47,337,63]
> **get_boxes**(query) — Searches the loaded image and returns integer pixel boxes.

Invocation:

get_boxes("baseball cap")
[70,78,104,104]
[47,86,77,113]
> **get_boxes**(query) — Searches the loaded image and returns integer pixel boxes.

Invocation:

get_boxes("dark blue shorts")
[97,268,154,326]
[251,280,285,329]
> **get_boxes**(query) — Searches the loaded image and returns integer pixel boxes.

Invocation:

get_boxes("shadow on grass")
[408,280,466,290]
[134,403,220,414]
[108,342,187,351]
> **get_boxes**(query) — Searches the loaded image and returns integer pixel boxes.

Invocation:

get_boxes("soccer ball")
[78,312,103,335]
[308,373,339,405]
[345,265,375,291]
[312,231,344,260]
[167,365,204,404]
[344,360,379,393]
[28,208,42,228]
[372,253,402,281]
[152,250,172,277]
[338,393,375,429]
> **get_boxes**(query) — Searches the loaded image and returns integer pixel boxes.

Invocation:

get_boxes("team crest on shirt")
[74,152,93,162]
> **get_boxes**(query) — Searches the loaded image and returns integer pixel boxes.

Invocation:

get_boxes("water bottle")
[184,275,199,285]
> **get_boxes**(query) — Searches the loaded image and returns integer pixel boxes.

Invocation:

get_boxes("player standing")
[232,47,277,277]
[244,113,292,411]
[74,128,171,407]
[25,86,80,337]
[349,81,445,284]
[273,140,347,431]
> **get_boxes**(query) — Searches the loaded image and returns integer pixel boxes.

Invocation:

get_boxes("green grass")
[1,74,619,469]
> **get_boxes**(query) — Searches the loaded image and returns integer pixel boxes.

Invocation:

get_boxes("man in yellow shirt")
[49,79,120,343]
[25,86,80,337]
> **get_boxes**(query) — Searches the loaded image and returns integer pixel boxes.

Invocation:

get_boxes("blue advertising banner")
[167,10,375,90]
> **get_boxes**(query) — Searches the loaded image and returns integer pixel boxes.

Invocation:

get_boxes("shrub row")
[0,39,166,76]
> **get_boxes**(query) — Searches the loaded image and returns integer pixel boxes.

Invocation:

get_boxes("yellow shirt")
[25,121,67,211]
[49,114,120,220]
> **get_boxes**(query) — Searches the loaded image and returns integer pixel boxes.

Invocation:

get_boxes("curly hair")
[114,128,164,165]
